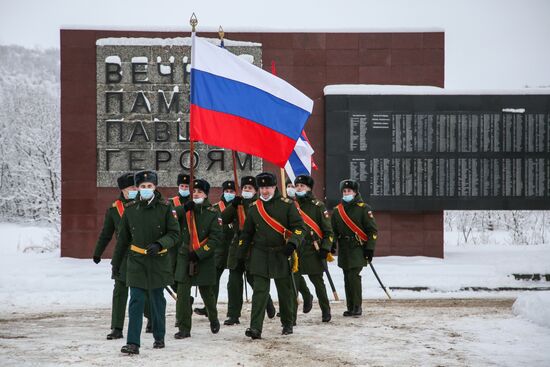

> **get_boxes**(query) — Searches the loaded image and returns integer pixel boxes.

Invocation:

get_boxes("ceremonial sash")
[237,205,246,230]
[336,203,368,242]
[114,200,125,217]
[294,202,323,239]
[217,201,226,212]
[172,196,182,207]
[256,200,292,239]
[186,211,208,251]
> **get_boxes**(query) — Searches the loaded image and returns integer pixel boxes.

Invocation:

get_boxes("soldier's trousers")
[250,275,293,333]
[294,273,312,299]
[227,261,254,318]
[127,287,166,347]
[176,280,218,333]
[111,280,150,331]
[343,267,363,310]
[213,266,225,303]
[293,273,330,318]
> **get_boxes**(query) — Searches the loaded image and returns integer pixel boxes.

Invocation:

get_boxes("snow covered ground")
[0,222,549,366]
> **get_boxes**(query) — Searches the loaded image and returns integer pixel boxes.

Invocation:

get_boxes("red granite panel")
[423,33,444,49]
[391,49,424,66]
[359,33,392,49]
[391,33,423,49]
[358,66,393,84]
[326,33,359,49]
[326,66,359,84]
[326,49,359,66]
[359,48,391,66]
[292,33,326,49]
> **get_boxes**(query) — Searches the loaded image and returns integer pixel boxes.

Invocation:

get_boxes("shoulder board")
[280,197,292,204]
[212,202,220,208]
[207,206,218,213]
[112,201,118,208]
[250,201,257,206]
[158,200,171,206]
[312,199,322,206]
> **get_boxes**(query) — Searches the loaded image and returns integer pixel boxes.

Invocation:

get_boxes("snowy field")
[1,222,549,366]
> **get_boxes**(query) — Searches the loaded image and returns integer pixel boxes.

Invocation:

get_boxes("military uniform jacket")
[168,193,190,273]
[111,191,180,290]
[239,191,305,279]
[94,195,132,282]
[331,194,378,270]
[295,192,334,275]
[212,197,235,270]
[174,199,223,286]
[221,195,256,270]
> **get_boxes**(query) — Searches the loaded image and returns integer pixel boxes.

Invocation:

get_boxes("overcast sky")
[1,0,549,89]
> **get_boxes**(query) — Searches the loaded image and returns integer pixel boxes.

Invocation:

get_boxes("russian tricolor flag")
[190,34,314,167]
[284,132,315,183]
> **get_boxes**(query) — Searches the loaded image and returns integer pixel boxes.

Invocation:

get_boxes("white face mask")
[260,195,273,202]
[242,191,254,199]
[286,187,296,198]
[193,198,205,205]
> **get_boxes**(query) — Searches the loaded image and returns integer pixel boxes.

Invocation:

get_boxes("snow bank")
[96,36,261,47]
[512,292,550,328]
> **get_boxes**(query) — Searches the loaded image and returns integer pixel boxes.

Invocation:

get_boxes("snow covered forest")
[0,45,549,246]
[0,46,60,224]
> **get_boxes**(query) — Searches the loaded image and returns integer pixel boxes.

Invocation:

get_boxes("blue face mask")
[127,190,138,200]
[140,189,155,200]
[286,187,296,198]
[342,194,354,203]
[223,192,236,202]
[179,189,190,197]
[242,191,254,199]
[296,191,307,198]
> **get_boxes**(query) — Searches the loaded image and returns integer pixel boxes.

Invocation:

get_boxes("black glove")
[188,251,199,262]
[231,195,243,207]
[183,200,195,212]
[111,266,120,279]
[318,248,329,259]
[283,242,296,257]
[146,242,162,256]
[363,248,374,262]
[93,256,101,264]
[330,242,337,254]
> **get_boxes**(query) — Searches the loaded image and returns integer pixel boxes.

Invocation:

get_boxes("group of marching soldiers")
[93,170,378,355]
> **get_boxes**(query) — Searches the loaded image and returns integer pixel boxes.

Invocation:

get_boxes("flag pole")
[270,60,287,198]
[188,13,198,276]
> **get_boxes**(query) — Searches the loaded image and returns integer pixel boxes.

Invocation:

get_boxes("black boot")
[194,307,208,317]
[121,344,139,355]
[174,330,191,339]
[302,294,313,314]
[245,328,262,339]
[153,340,165,349]
[145,319,152,333]
[106,328,123,340]
[352,306,362,317]
[322,310,332,323]
[266,298,276,319]
[281,325,293,335]
[210,319,220,334]
[224,317,240,326]
[343,308,354,317]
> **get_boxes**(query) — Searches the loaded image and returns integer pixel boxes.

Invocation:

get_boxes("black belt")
[338,235,358,240]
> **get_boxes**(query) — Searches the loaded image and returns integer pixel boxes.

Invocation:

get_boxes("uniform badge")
[294,229,302,235]
[218,217,223,226]
[204,245,210,251]
[368,211,374,218]
[373,234,378,240]
[172,210,178,219]
[323,210,329,218]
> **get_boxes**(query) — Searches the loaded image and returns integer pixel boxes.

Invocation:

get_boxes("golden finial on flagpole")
[190,13,198,32]
[218,26,225,41]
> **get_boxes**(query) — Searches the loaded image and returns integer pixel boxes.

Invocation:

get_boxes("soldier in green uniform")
[111,170,181,354]
[93,173,141,340]
[293,175,334,322]
[194,180,235,317]
[239,172,305,339]
[222,176,276,326]
[286,177,313,315]
[173,179,223,339]
[331,179,378,317]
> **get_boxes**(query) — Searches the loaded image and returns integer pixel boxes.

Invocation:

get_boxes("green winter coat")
[93,195,132,282]
[212,197,235,270]
[174,198,223,286]
[331,194,378,270]
[221,194,256,270]
[295,192,334,275]
[239,190,305,279]
[111,191,180,289]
